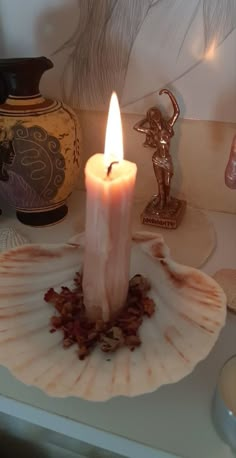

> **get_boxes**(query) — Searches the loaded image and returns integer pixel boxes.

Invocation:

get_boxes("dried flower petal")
[143,297,156,317]
[63,338,74,348]
[45,288,60,304]
[129,274,151,294]
[125,335,141,349]
[46,274,156,359]
[78,345,90,360]
[50,315,62,328]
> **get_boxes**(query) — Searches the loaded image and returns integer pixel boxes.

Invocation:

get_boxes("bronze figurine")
[134,88,186,229]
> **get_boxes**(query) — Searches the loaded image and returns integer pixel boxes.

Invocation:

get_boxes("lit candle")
[82,93,137,322]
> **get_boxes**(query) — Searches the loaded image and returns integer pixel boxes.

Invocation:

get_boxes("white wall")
[0,0,235,122]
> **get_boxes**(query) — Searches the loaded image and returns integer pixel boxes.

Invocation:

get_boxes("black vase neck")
[0,57,53,99]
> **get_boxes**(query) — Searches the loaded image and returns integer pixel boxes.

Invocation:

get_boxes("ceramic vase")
[0,57,81,226]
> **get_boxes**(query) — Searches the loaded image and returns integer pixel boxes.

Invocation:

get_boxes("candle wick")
[107,161,119,177]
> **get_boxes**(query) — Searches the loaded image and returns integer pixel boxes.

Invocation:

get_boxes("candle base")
[141,195,186,229]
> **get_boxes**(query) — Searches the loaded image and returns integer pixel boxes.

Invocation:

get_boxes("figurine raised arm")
[134,89,185,229]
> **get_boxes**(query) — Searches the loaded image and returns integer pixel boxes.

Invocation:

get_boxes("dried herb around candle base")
[45,273,156,360]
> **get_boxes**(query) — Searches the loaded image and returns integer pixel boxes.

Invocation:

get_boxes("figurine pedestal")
[141,196,186,229]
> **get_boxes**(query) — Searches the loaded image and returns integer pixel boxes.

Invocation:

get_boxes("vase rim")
[0,56,50,63]
[0,56,53,70]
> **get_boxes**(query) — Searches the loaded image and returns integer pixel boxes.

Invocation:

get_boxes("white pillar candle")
[82,93,137,322]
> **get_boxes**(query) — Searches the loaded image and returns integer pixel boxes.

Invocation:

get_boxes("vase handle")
[0,73,8,104]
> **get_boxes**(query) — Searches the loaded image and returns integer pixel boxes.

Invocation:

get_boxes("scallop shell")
[0,227,30,252]
[213,269,236,313]
[0,232,226,401]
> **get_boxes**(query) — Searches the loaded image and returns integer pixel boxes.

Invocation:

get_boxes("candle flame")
[104,92,123,167]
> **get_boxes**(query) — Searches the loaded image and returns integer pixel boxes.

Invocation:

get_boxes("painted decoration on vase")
[0,127,15,181]
[0,122,70,210]
[0,90,81,219]
[12,124,65,203]
[0,0,235,122]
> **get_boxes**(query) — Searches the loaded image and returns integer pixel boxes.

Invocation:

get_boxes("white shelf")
[0,196,235,458]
